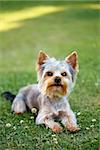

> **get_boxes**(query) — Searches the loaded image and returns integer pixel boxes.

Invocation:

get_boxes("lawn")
[0,1,99,150]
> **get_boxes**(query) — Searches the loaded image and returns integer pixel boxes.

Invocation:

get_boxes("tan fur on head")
[41,75,67,99]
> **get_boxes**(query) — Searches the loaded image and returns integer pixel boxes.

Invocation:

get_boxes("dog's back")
[2,84,41,114]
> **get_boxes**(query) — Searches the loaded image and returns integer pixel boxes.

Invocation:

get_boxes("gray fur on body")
[12,84,77,126]
[12,84,40,112]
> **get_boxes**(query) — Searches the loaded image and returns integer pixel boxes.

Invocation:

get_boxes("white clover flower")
[52,134,56,137]
[20,120,24,124]
[71,135,74,138]
[90,124,94,128]
[13,126,16,130]
[30,116,34,119]
[77,112,81,116]
[6,123,11,127]
[53,138,58,144]
[86,127,90,130]
[54,141,58,144]
[31,108,37,114]
[92,119,96,122]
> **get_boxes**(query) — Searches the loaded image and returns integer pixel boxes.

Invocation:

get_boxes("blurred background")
[0,1,99,71]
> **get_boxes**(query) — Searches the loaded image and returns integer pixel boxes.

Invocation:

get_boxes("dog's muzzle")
[54,76,61,85]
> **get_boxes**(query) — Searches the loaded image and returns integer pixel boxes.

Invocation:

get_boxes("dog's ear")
[37,51,49,66]
[66,51,78,70]
[37,51,49,80]
[37,51,49,69]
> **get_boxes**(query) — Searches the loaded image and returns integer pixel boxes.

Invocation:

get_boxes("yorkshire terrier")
[2,51,80,133]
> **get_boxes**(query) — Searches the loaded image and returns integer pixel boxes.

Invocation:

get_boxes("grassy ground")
[0,1,99,150]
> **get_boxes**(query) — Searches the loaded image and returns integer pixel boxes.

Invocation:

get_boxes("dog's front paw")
[15,112,23,115]
[51,123,63,133]
[66,124,80,133]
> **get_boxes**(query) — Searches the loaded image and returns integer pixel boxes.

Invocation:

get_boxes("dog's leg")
[36,112,62,133]
[12,93,26,114]
[61,110,80,132]
[44,116,63,133]
[60,101,80,132]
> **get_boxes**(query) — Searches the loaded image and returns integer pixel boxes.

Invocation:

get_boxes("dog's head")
[37,51,78,99]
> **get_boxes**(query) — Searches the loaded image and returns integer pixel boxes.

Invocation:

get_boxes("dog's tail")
[1,91,16,103]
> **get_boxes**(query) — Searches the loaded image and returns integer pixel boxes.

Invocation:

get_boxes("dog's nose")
[54,77,61,84]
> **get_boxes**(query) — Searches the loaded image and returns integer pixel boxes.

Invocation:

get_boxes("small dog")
[2,51,80,133]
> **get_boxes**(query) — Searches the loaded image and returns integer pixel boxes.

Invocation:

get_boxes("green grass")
[0,1,99,150]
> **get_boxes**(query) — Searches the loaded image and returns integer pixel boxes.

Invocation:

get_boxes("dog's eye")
[47,72,53,76]
[61,72,67,77]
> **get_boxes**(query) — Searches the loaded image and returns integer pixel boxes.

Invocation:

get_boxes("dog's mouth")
[46,83,67,98]
[48,84,63,88]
